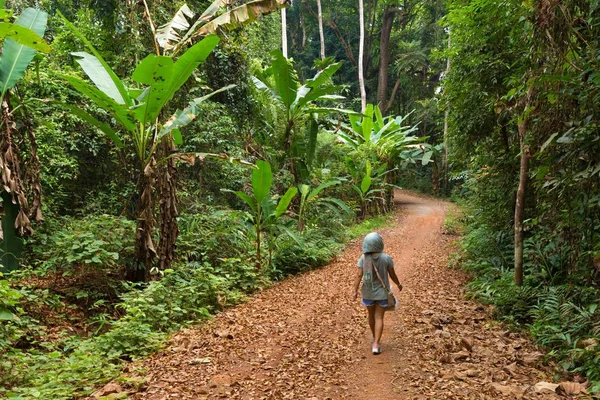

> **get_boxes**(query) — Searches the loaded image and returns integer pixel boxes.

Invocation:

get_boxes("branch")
[301,0,356,66]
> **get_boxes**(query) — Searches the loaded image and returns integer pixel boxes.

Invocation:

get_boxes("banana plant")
[0,6,49,271]
[158,0,288,56]
[349,160,393,219]
[252,50,353,182]
[337,104,425,209]
[228,160,297,269]
[59,13,239,280]
[336,104,420,155]
[297,180,353,231]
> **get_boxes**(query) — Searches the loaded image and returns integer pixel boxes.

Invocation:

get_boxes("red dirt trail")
[119,191,584,400]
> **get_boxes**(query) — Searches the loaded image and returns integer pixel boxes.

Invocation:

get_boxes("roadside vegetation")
[1,0,599,397]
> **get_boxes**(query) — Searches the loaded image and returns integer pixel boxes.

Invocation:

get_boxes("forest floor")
[105,191,590,400]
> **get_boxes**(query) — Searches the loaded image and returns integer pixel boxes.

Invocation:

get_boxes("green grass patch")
[346,214,397,239]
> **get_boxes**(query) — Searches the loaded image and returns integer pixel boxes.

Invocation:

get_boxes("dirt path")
[123,191,573,400]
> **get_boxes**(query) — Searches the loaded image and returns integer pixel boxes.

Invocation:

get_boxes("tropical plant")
[0,6,50,271]
[58,10,238,280]
[297,179,352,231]
[349,160,389,218]
[229,160,297,268]
[337,104,422,210]
[253,50,350,182]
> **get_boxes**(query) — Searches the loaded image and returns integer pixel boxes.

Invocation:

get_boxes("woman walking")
[353,232,403,354]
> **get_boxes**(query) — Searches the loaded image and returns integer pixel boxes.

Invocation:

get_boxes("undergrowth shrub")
[460,221,600,390]
[271,229,342,277]
[25,215,135,273]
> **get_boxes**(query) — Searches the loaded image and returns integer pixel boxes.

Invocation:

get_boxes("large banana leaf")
[157,4,194,50]
[0,22,50,52]
[270,50,298,110]
[0,8,48,98]
[165,35,220,104]
[58,11,132,107]
[306,62,342,89]
[60,74,135,131]
[252,160,272,205]
[197,0,286,36]
[61,104,123,147]
[132,54,174,125]
[159,84,235,140]
[275,187,298,218]
[71,52,126,104]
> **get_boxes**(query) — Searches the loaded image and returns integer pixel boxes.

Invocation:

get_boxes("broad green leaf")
[309,107,361,115]
[360,175,372,194]
[252,160,272,204]
[374,105,384,128]
[306,61,342,88]
[0,8,48,98]
[72,52,126,104]
[270,50,298,109]
[293,85,343,113]
[60,74,135,131]
[233,190,257,212]
[278,224,302,246]
[166,35,220,103]
[321,197,353,215]
[275,187,298,217]
[299,184,310,199]
[349,113,362,134]
[421,150,433,165]
[0,22,50,52]
[308,180,340,201]
[132,54,174,125]
[0,309,13,320]
[159,84,235,139]
[157,4,194,50]
[172,128,182,146]
[362,104,374,142]
[58,11,132,106]
[62,104,123,147]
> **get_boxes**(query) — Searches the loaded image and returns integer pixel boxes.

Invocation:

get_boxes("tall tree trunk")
[358,0,367,112]
[281,8,288,58]
[128,160,157,282]
[442,29,450,194]
[514,120,529,287]
[317,0,325,59]
[377,7,395,115]
[157,137,179,271]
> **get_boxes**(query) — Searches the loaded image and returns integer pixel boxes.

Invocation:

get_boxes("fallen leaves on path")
[106,192,591,400]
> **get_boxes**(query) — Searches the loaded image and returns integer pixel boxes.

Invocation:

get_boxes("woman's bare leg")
[373,304,386,346]
[367,305,376,338]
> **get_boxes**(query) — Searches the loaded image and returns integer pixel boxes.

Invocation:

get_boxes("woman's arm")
[388,267,403,292]
[353,268,363,300]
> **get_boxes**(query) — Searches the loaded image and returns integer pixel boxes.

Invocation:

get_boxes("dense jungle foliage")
[0,0,598,397]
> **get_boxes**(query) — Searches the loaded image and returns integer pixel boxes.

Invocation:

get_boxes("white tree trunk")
[281,8,288,58]
[317,0,325,60]
[442,29,450,192]
[358,0,367,112]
